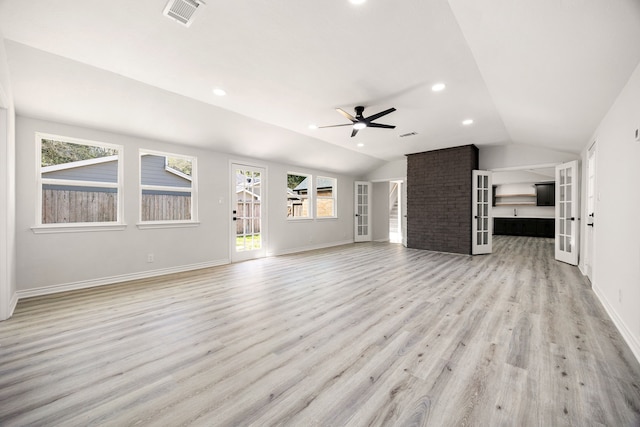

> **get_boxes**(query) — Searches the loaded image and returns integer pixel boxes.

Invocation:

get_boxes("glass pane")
[477,175,482,187]
[560,219,565,234]
[559,203,564,218]
[566,168,572,184]
[566,237,572,253]
[566,185,572,202]
[42,185,118,224]
[483,204,488,217]
[362,226,368,234]
[560,169,565,185]
[560,237,565,251]
[483,175,488,188]
[483,189,488,202]
[141,189,191,221]
[478,189,482,202]
[566,220,572,236]
[483,231,488,245]
[560,186,565,201]
[483,217,488,231]
[566,203,571,218]
[477,217,482,229]
[477,231,482,243]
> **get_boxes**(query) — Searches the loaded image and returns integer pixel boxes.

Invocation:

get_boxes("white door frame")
[354,181,372,242]
[401,176,407,247]
[230,162,267,262]
[555,160,580,265]
[472,170,493,255]
[584,143,597,280]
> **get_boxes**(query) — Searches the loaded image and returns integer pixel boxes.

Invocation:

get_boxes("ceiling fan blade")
[365,107,396,122]
[367,123,396,129]
[351,128,360,138]
[318,123,354,128]
[336,108,357,123]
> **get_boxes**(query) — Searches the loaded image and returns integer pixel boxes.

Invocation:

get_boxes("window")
[36,133,123,228]
[287,173,311,219]
[139,150,197,224]
[316,176,337,218]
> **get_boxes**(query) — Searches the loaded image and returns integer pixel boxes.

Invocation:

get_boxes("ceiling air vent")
[399,132,418,138]
[163,0,205,27]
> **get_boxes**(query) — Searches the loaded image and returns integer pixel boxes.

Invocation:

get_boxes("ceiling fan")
[319,106,396,137]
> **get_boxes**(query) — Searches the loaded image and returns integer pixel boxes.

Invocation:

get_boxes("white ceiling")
[1,0,639,175]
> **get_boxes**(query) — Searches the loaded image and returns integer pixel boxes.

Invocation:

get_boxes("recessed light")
[308,124,318,130]
[431,83,446,92]
[353,123,367,130]
[462,119,474,126]
[350,0,366,4]
[357,143,364,147]
[213,88,226,96]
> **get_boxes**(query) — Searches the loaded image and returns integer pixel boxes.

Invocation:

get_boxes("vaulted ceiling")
[1,0,639,175]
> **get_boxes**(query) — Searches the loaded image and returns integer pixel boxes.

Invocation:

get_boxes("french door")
[472,170,492,255]
[401,177,408,247]
[555,160,579,265]
[354,181,371,242]
[231,163,266,262]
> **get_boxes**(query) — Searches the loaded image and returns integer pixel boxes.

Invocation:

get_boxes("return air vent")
[163,0,205,27]
[399,132,418,138]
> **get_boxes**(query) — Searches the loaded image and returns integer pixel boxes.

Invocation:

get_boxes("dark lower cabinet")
[494,218,554,238]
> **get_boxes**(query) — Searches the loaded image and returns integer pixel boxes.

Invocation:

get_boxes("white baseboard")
[16,258,230,300]
[593,284,640,364]
[267,239,353,257]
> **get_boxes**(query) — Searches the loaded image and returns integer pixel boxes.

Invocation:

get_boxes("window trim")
[33,132,125,233]
[287,172,312,220]
[137,148,198,228]
[316,175,338,219]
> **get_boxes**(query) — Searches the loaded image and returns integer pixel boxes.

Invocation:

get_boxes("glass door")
[555,160,579,265]
[354,181,371,242]
[472,170,492,255]
[231,164,266,262]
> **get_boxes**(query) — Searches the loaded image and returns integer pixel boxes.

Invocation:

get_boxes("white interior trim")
[16,258,230,300]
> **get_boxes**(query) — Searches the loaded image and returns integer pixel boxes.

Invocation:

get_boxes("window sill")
[136,221,200,230]
[287,217,313,222]
[317,216,338,220]
[31,223,127,234]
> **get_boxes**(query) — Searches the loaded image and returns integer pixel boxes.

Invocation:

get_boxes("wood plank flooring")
[1,236,640,426]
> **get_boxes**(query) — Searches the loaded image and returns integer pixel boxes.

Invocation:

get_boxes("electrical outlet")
[147,253,154,263]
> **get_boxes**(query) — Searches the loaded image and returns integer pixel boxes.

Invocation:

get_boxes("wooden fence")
[42,189,191,223]
[42,189,117,223]
[43,189,262,229]
[141,193,191,221]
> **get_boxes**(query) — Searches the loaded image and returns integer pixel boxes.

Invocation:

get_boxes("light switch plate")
[635,128,640,142]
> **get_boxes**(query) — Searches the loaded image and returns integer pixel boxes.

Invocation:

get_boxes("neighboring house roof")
[293,176,334,193]
[41,155,118,173]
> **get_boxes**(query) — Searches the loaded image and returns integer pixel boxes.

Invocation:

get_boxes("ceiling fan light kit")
[319,105,397,137]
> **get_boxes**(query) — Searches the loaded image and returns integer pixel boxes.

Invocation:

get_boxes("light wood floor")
[1,236,640,426]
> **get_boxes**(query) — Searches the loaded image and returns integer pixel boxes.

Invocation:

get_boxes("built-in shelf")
[495,202,537,206]
[494,192,537,207]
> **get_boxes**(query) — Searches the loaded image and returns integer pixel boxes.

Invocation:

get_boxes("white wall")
[15,116,355,295]
[364,158,406,182]
[0,35,17,320]
[371,182,390,242]
[479,144,577,170]
[583,61,640,361]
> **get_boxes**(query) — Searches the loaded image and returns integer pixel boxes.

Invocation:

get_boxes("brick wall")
[406,145,478,254]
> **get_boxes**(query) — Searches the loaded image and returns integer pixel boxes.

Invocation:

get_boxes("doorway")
[389,180,402,243]
[231,163,266,262]
[585,143,596,280]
